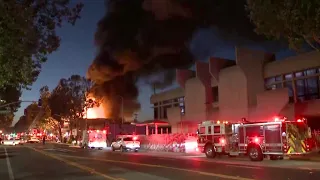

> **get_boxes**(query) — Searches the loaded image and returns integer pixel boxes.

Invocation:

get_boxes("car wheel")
[120,146,124,152]
[111,146,115,151]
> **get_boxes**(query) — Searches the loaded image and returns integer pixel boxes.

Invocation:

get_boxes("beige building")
[150,47,320,133]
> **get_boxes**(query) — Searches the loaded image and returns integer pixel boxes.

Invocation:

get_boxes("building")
[150,47,320,133]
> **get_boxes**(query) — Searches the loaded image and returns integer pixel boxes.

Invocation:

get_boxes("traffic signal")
[38,99,42,107]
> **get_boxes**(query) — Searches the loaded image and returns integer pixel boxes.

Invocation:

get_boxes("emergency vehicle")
[197,117,312,161]
[84,129,107,149]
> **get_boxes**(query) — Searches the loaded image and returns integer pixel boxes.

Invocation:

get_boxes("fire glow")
[83,103,106,119]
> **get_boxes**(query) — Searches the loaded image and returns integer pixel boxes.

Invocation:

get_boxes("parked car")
[111,135,140,152]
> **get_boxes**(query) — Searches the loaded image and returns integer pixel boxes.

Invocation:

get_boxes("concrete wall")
[167,106,183,133]
[236,47,271,107]
[184,78,206,121]
[218,66,248,122]
[249,88,290,121]
[150,88,184,104]
[176,69,195,88]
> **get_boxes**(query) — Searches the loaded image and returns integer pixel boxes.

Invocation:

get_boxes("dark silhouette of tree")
[247,0,320,51]
[40,75,92,140]
[0,1,83,88]
[0,86,21,128]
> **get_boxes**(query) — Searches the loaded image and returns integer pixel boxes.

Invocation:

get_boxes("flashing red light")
[219,138,225,145]
[254,137,259,143]
[274,117,280,122]
[297,119,303,122]
[96,130,100,133]
[133,136,138,141]
[103,130,106,134]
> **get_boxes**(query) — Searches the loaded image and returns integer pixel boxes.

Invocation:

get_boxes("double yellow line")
[27,146,255,180]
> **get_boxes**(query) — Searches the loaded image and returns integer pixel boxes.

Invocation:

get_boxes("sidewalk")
[289,151,320,162]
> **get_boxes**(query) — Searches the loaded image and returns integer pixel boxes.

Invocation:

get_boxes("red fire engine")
[197,117,312,161]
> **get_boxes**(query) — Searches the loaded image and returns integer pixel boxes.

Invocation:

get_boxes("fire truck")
[197,117,312,161]
[82,129,107,149]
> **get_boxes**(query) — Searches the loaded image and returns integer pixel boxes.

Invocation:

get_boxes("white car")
[2,138,21,146]
[28,137,40,143]
[111,136,140,152]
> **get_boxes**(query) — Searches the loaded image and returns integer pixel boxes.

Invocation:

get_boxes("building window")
[266,83,282,90]
[180,106,185,115]
[265,77,275,85]
[295,71,304,78]
[296,79,306,101]
[305,69,317,76]
[154,107,158,119]
[285,73,292,80]
[265,76,282,90]
[212,86,219,102]
[163,105,171,119]
[305,77,319,100]
[284,81,294,103]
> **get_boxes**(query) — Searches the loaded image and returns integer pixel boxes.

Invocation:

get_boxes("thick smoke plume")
[87,0,265,120]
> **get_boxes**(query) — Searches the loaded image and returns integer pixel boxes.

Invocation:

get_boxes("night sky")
[13,1,296,125]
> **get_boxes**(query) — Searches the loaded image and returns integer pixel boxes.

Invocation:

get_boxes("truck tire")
[205,144,216,158]
[248,146,263,161]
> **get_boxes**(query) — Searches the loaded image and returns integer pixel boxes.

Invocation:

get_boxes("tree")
[42,75,92,141]
[66,75,92,138]
[246,0,320,51]
[0,86,21,128]
[0,1,83,88]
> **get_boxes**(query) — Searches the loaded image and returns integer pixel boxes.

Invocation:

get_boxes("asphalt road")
[1,143,320,180]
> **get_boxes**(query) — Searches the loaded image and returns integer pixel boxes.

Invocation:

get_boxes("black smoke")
[87,0,268,119]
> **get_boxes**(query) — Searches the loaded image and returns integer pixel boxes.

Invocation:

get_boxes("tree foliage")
[246,0,320,51]
[0,0,83,88]
[39,75,91,135]
[0,86,22,128]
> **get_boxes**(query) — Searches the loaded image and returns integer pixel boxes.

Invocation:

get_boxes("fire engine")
[83,129,107,149]
[197,117,312,161]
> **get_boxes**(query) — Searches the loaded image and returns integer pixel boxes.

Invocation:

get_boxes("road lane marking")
[4,148,14,180]
[226,165,262,170]
[27,147,119,180]
[54,153,255,180]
